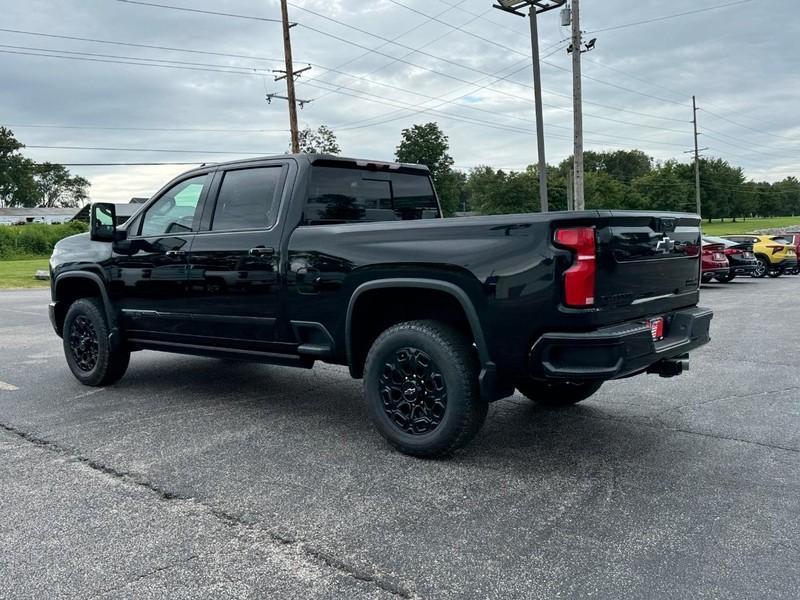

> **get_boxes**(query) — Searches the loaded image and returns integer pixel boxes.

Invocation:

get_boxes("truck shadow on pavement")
[110,353,663,466]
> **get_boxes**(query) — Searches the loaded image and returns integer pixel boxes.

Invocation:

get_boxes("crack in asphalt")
[0,422,418,600]
[568,410,800,455]
[98,554,200,596]
[652,384,800,420]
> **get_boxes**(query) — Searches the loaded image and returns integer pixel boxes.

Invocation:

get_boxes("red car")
[701,240,729,283]
[778,232,800,274]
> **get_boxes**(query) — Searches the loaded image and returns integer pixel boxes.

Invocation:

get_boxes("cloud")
[0,0,797,201]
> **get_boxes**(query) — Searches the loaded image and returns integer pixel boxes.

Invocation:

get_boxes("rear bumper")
[774,258,798,271]
[730,263,757,275]
[528,306,713,381]
[702,267,729,279]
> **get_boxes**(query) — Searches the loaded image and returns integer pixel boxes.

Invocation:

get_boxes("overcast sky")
[0,0,797,202]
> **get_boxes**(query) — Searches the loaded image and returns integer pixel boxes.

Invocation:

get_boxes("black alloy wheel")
[69,315,99,372]
[379,347,448,435]
[364,320,487,458]
[63,297,130,387]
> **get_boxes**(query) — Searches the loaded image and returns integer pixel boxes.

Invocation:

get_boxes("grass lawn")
[0,258,51,289]
[702,217,800,236]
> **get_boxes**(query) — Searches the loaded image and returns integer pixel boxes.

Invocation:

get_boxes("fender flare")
[345,278,505,400]
[54,271,116,328]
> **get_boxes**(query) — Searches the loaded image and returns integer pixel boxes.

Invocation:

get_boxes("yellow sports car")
[725,235,798,278]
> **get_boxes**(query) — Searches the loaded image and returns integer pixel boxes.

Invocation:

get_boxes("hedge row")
[0,222,89,259]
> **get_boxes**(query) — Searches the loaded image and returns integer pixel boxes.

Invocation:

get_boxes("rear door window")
[211,167,283,231]
[304,166,440,225]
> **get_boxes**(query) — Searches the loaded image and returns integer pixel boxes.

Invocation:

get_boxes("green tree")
[395,122,460,215]
[0,127,37,208]
[34,163,90,208]
[298,125,341,155]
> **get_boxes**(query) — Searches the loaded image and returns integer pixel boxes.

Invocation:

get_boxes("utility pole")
[570,0,584,210]
[493,1,566,213]
[280,0,300,153]
[692,95,702,216]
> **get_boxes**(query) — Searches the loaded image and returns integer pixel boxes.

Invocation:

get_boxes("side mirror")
[90,203,117,242]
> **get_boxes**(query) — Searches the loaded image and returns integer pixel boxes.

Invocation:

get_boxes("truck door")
[110,172,212,338]
[184,161,292,351]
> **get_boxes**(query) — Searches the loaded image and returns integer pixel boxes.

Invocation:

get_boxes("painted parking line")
[0,381,19,391]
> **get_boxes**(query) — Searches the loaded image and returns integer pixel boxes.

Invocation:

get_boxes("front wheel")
[516,379,603,408]
[63,298,130,387]
[364,320,488,458]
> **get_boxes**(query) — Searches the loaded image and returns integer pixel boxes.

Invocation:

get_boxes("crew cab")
[49,154,713,457]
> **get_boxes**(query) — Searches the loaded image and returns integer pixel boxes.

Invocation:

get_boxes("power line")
[0,43,277,72]
[112,0,689,119]
[701,107,797,142]
[63,162,205,166]
[0,48,275,77]
[0,39,690,137]
[587,0,754,33]
[2,24,688,127]
[115,0,283,23]
[26,145,277,155]
[3,123,289,133]
[0,27,283,63]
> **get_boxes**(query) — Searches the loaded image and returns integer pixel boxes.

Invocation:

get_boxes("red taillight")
[555,227,596,307]
[724,248,742,255]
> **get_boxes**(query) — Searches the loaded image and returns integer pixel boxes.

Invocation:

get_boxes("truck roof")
[186,153,431,174]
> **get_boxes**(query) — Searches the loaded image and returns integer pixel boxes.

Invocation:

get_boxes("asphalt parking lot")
[0,279,798,599]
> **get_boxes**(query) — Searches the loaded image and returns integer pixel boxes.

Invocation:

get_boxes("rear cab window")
[210,166,283,232]
[304,164,441,226]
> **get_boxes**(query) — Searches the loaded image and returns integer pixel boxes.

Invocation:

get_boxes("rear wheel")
[364,320,487,458]
[516,379,603,408]
[752,258,768,278]
[701,274,714,284]
[63,298,130,387]
[715,273,736,283]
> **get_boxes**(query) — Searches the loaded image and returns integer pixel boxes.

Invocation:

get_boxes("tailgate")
[592,211,701,321]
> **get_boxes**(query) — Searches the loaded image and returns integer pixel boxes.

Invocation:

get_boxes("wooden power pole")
[692,95,702,216]
[570,0,584,210]
[280,0,300,153]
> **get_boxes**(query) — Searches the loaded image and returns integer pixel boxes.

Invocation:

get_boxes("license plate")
[787,249,796,255]
[744,252,754,258]
[646,317,665,342]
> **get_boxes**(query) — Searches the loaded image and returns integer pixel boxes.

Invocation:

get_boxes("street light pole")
[494,1,566,213]
[528,7,549,212]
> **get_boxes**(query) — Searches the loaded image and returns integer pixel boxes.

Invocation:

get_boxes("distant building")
[0,208,79,226]
[71,202,141,226]
[1,197,147,226]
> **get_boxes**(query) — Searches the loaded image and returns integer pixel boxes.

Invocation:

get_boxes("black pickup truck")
[49,154,712,457]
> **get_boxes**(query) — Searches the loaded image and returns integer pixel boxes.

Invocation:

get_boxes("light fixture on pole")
[493,0,566,213]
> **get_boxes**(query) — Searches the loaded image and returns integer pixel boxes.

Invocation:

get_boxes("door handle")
[165,250,185,257]
[249,247,275,257]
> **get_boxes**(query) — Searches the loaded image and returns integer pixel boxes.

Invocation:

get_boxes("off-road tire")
[364,320,488,458]
[63,298,130,387]
[516,379,603,408]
